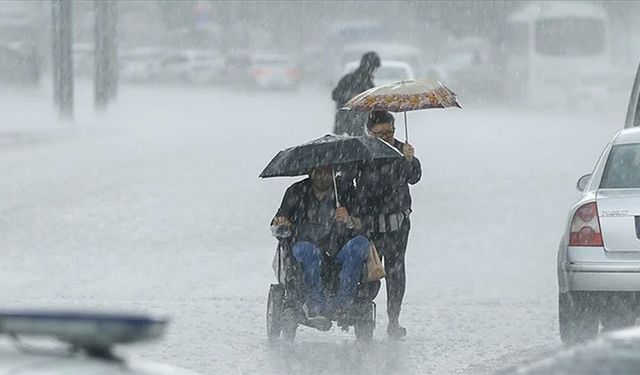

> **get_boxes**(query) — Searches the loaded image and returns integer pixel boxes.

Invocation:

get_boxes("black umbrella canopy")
[259,134,402,178]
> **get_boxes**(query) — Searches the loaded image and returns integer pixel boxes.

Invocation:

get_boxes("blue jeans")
[292,235,370,315]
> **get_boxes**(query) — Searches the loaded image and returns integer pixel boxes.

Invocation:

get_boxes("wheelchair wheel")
[354,302,375,342]
[282,307,298,341]
[267,284,285,341]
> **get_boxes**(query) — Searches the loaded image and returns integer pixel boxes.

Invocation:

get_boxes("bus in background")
[502,1,620,108]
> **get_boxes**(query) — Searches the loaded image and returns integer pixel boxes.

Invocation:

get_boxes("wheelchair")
[266,236,381,342]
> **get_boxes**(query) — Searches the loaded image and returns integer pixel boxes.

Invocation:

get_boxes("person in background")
[356,110,421,338]
[332,51,380,136]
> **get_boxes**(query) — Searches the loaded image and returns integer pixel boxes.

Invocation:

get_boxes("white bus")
[503,1,615,107]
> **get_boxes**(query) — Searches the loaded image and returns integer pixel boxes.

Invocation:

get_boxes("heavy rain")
[1,1,640,374]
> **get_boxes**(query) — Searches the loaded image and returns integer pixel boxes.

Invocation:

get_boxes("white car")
[157,50,225,85]
[248,53,302,90]
[558,127,640,344]
[342,60,415,87]
[0,310,198,374]
[120,47,170,83]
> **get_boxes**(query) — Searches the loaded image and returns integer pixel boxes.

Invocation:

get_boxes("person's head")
[360,51,380,75]
[309,166,333,192]
[367,111,396,144]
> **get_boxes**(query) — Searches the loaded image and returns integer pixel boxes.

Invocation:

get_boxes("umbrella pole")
[404,111,409,143]
[332,167,340,208]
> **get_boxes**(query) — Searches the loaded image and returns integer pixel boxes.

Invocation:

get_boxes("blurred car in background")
[443,36,503,101]
[0,6,40,86]
[219,51,252,88]
[120,47,171,83]
[342,59,415,87]
[0,309,198,374]
[499,327,640,374]
[157,49,225,85]
[0,42,39,85]
[299,47,325,85]
[248,53,302,90]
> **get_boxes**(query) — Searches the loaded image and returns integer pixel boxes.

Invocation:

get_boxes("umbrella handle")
[332,167,340,208]
[404,111,408,144]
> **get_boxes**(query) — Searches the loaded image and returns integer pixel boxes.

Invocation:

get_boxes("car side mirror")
[576,174,592,192]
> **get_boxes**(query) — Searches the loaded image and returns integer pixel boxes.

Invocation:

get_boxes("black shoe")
[387,322,407,338]
[302,303,332,332]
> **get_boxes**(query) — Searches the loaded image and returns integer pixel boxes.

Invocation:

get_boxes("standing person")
[356,110,421,338]
[332,51,380,136]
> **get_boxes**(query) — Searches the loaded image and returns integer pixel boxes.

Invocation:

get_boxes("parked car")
[120,47,171,83]
[157,49,225,85]
[0,309,198,374]
[499,326,640,374]
[248,53,302,90]
[216,51,249,87]
[557,126,640,344]
[443,36,503,100]
[0,42,39,85]
[341,60,416,87]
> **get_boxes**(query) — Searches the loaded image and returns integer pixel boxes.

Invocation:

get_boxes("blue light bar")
[0,310,168,349]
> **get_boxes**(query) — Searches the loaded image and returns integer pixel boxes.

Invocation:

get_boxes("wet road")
[0,84,627,374]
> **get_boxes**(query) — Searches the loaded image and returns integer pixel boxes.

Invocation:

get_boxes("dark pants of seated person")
[292,235,369,316]
[369,219,410,325]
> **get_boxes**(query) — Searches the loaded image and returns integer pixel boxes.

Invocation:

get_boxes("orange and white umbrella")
[342,78,461,141]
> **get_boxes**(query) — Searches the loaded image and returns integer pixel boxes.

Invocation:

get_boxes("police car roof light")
[0,310,168,352]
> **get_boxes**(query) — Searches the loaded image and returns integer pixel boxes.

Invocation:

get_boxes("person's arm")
[400,143,422,185]
[331,81,342,102]
[405,156,422,185]
[271,185,298,225]
[339,177,365,233]
[332,75,353,105]
[335,207,363,232]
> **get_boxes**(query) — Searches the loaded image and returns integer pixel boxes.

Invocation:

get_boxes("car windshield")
[375,66,410,81]
[600,144,640,189]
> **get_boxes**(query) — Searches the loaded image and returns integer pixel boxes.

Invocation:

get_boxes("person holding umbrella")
[339,75,458,338]
[356,110,422,338]
[271,165,370,326]
[332,51,381,136]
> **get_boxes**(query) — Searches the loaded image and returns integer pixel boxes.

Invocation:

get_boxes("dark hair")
[360,51,381,71]
[367,111,395,130]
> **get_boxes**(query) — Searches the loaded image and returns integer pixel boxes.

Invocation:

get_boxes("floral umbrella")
[342,78,461,142]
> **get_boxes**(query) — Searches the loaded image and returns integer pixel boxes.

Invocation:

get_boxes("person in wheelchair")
[271,165,370,330]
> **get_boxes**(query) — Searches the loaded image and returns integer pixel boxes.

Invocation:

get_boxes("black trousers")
[370,219,410,323]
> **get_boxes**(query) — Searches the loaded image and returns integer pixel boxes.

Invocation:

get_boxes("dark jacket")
[274,178,361,256]
[332,68,375,108]
[355,139,421,222]
[331,68,375,136]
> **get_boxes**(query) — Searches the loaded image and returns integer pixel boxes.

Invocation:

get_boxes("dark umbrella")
[260,134,402,205]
